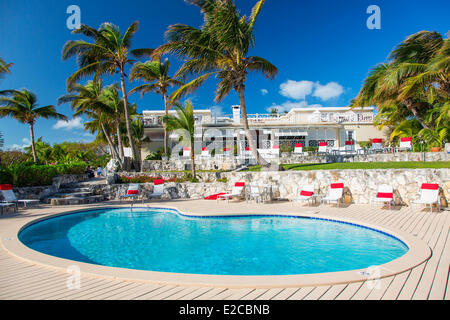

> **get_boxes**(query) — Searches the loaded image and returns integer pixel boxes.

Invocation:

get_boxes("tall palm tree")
[129,57,183,156]
[62,21,153,171]
[162,100,196,177]
[352,31,449,130]
[0,89,67,163]
[0,58,13,80]
[153,0,278,166]
[58,80,122,165]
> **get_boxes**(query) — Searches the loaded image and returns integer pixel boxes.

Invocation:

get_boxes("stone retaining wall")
[142,152,448,171]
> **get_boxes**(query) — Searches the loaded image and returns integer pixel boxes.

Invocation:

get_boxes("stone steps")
[49,195,105,206]
[46,181,106,206]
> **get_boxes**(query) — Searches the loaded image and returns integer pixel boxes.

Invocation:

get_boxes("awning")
[275,129,308,137]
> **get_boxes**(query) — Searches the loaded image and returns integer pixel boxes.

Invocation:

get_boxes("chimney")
[232,105,241,124]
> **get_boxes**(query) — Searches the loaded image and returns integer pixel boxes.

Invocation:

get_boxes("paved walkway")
[0,200,448,300]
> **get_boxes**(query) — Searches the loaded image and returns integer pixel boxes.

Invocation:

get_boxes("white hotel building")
[140,105,388,157]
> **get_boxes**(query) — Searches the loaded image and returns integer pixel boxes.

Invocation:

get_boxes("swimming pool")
[19,208,409,276]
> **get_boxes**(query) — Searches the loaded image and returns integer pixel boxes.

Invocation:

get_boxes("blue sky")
[0,0,449,149]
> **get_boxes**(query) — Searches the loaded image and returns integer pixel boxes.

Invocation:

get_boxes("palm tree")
[62,21,153,171]
[129,57,183,156]
[162,100,196,177]
[153,0,278,166]
[352,31,449,130]
[0,58,13,80]
[0,89,67,163]
[58,80,122,165]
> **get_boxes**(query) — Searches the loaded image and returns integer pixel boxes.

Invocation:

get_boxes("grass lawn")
[247,161,450,171]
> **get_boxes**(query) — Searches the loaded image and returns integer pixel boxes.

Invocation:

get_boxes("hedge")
[0,162,87,187]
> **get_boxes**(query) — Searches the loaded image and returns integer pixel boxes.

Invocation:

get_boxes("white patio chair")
[396,137,412,152]
[0,202,17,214]
[411,183,441,212]
[246,184,263,203]
[0,184,40,208]
[217,182,245,203]
[293,184,316,206]
[318,142,328,154]
[148,179,164,200]
[371,139,384,153]
[370,184,395,209]
[223,148,231,157]
[321,183,345,207]
[201,147,210,158]
[271,145,280,158]
[294,143,305,155]
[183,147,191,158]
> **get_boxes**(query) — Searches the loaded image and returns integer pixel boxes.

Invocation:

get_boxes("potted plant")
[419,127,448,152]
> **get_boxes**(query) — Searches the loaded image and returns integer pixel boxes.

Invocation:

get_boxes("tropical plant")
[62,21,153,171]
[131,117,149,167]
[0,58,13,80]
[418,127,448,149]
[58,80,123,166]
[0,89,67,163]
[352,31,449,130]
[162,100,197,177]
[153,0,278,166]
[129,57,183,156]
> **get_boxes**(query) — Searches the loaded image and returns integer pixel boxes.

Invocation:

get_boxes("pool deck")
[0,200,448,300]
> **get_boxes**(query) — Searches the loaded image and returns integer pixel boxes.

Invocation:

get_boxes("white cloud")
[260,89,268,96]
[6,138,31,151]
[266,101,322,113]
[279,80,315,100]
[53,117,84,130]
[312,82,344,101]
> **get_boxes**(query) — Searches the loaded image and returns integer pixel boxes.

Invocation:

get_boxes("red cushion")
[295,143,303,147]
[153,179,164,185]
[400,137,411,142]
[331,183,344,189]
[421,183,438,190]
[245,147,251,151]
[235,182,245,187]
[201,147,208,151]
[272,145,280,149]
[319,142,327,146]
[0,184,12,190]
[300,190,313,196]
[377,192,393,199]
[204,193,227,200]
[127,190,139,195]
[183,147,190,150]
[223,148,229,151]
[345,141,354,145]
[372,139,382,143]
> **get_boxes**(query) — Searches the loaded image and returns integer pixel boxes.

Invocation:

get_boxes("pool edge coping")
[1,204,432,289]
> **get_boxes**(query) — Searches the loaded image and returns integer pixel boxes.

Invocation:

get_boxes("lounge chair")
[0,202,17,215]
[183,147,190,158]
[223,147,231,157]
[294,143,306,155]
[371,138,384,153]
[271,145,280,158]
[370,184,395,209]
[293,184,316,206]
[411,183,441,212]
[148,179,164,200]
[321,183,345,207]
[120,183,140,203]
[318,142,327,154]
[201,147,210,158]
[217,182,245,203]
[0,184,40,208]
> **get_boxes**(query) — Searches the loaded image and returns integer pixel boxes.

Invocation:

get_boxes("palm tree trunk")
[237,88,269,167]
[163,92,169,156]
[100,122,121,165]
[190,141,196,178]
[29,123,38,163]
[404,98,430,129]
[116,119,125,163]
[119,68,140,171]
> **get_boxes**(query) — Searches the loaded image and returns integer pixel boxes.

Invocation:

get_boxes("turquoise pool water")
[19,208,408,275]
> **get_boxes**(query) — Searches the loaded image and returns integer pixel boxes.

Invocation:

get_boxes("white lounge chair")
[183,147,191,158]
[217,182,245,203]
[223,147,231,157]
[371,138,384,153]
[120,183,140,203]
[148,179,164,199]
[293,184,316,206]
[321,183,345,207]
[294,143,306,155]
[370,184,395,209]
[272,145,280,158]
[201,147,210,158]
[0,202,17,214]
[411,183,441,212]
[0,184,40,208]
[244,147,253,158]
[396,137,412,152]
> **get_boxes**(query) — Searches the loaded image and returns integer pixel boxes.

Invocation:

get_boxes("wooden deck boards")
[0,204,448,300]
